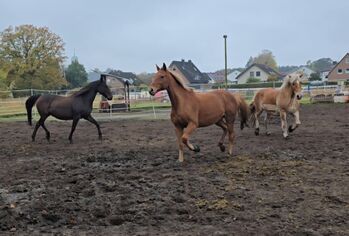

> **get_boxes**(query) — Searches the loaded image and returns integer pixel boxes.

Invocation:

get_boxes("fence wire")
[0,84,346,120]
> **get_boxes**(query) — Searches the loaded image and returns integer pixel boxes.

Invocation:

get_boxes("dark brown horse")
[149,63,249,162]
[25,75,112,143]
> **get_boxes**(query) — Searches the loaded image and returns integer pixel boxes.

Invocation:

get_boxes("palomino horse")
[25,75,112,143]
[249,74,303,138]
[149,63,249,162]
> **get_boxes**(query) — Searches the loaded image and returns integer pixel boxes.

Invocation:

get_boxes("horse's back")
[37,94,74,119]
[254,88,278,105]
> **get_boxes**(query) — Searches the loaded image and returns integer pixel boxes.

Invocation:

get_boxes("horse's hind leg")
[264,112,271,136]
[280,110,288,139]
[41,116,50,142]
[181,122,200,153]
[68,117,80,144]
[32,119,41,142]
[85,115,102,140]
[254,110,263,136]
[215,119,227,152]
[31,115,48,142]
[288,110,301,133]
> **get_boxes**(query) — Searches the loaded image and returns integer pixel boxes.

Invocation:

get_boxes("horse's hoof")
[193,145,200,153]
[255,128,260,136]
[288,125,294,133]
[266,132,271,136]
[283,135,289,139]
[219,145,226,152]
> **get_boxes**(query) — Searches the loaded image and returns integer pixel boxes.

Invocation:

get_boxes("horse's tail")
[25,95,41,126]
[234,94,249,130]
[249,101,257,127]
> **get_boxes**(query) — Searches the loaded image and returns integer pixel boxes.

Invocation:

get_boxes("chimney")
[181,59,185,62]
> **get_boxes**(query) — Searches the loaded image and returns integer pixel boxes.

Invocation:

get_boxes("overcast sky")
[1,0,348,73]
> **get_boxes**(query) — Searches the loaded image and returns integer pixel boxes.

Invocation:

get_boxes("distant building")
[328,53,349,82]
[168,60,210,86]
[205,71,225,84]
[227,69,241,84]
[107,70,138,85]
[236,64,282,84]
[319,69,331,81]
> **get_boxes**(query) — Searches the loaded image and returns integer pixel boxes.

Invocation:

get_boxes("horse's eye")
[160,76,164,79]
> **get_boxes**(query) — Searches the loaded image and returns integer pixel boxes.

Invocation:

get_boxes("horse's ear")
[162,63,167,71]
[156,64,160,71]
[100,75,106,83]
[299,73,303,78]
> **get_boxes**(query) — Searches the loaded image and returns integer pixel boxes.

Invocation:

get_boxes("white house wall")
[237,66,270,84]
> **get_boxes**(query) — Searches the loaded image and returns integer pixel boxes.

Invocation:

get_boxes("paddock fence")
[0,83,347,121]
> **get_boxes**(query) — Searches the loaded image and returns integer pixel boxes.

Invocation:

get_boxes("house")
[227,69,241,84]
[327,53,349,82]
[319,69,331,81]
[107,70,138,85]
[287,66,315,82]
[168,60,210,86]
[236,63,282,84]
[205,71,225,84]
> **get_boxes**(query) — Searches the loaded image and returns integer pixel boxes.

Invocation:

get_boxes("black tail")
[25,95,41,126]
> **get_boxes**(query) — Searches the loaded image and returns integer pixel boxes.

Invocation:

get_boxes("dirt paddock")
[0,104,348,235]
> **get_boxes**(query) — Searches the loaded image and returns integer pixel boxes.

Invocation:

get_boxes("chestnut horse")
[149,63,249,162]
[249,74,303,138]
[25,75,112,143]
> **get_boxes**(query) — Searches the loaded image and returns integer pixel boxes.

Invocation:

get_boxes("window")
[338,69,343,74]
[256,71,261,77]
[250,71,254,77]
[346,69,349,74]
[346,57,349,64]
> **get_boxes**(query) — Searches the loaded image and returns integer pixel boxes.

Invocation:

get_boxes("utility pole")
[223,35,228,89]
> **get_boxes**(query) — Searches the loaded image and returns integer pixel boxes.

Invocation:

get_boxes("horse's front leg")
[182,122,200,152]
[175,126,184,162]
[288,110,301,133]
[280,110,288,139]
[85,115,102,140]
[68,117,80,144]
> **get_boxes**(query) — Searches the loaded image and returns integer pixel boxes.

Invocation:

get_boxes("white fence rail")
[0,84,346,120]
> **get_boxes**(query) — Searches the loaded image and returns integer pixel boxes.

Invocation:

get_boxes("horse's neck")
[82,88,98,106]
[279,86,295,106]
[167,79,190,110]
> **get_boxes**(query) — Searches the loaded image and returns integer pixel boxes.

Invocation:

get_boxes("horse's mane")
[72,81,99,97]
[281,75,299,89]
[168,71,192,92]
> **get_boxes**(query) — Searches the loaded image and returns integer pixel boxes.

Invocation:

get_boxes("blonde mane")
[281,75,299,89]
[169,71,192,92]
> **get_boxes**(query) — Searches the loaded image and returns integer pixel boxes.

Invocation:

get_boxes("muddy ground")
[0,103,348,235]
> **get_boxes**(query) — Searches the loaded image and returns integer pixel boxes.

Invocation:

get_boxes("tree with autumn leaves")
[0,25,67,90]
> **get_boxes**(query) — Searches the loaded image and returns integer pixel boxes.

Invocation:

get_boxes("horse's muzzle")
[107,95,113,100]
[296,94,302,100]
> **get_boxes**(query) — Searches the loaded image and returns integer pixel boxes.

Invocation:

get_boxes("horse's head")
[149,63,171,96]
[289,74,303,100]
[98,75,113,100]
